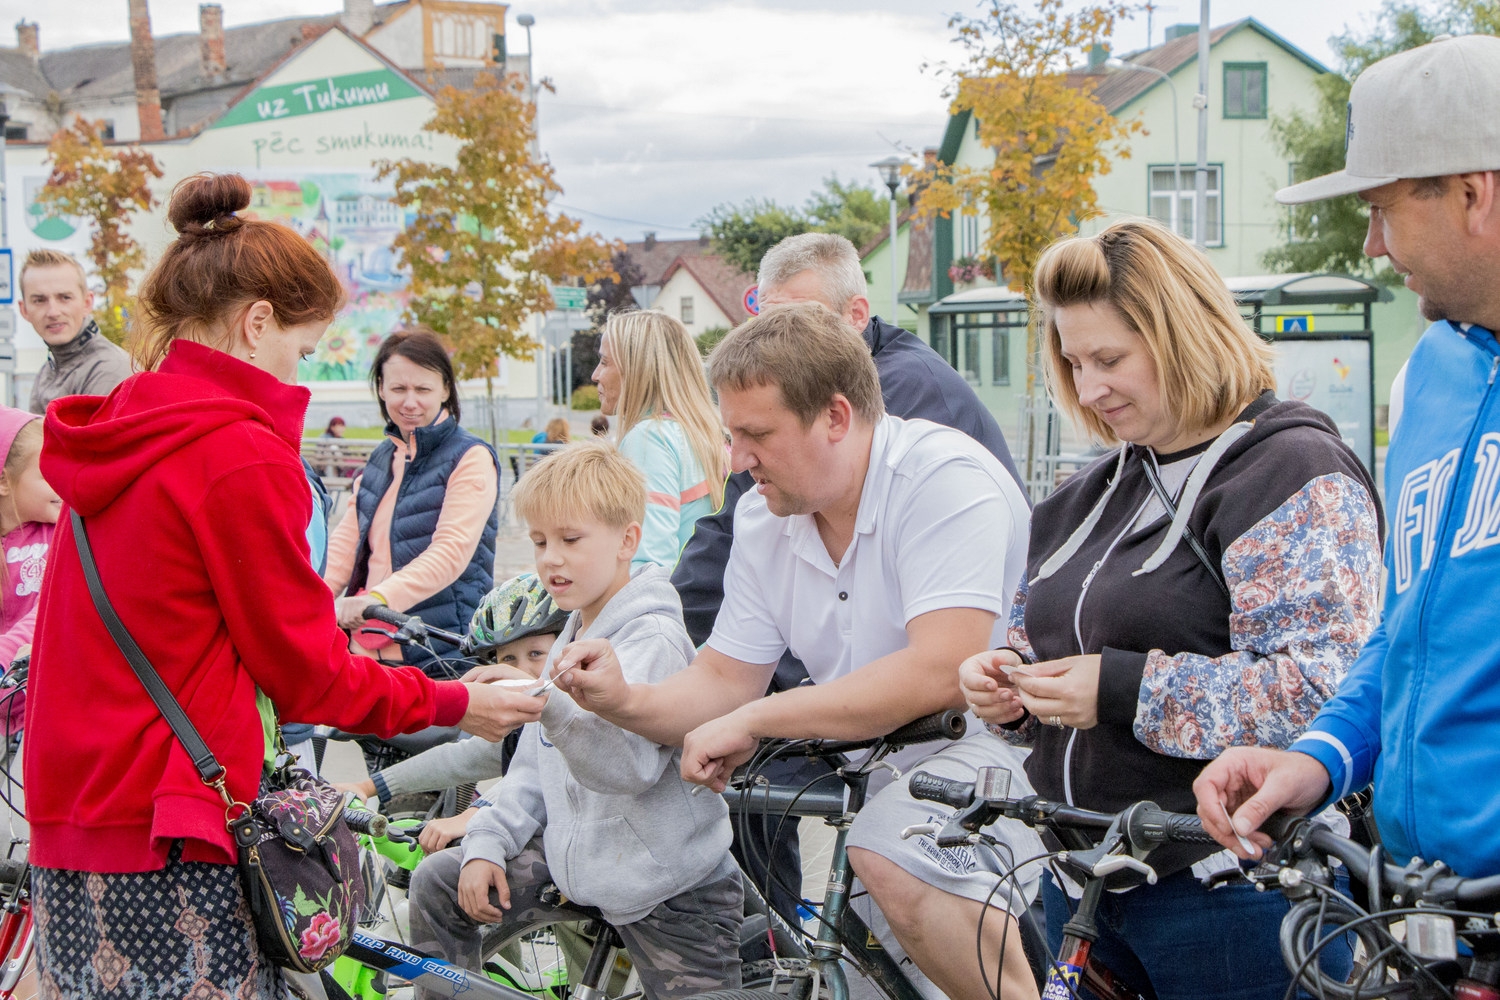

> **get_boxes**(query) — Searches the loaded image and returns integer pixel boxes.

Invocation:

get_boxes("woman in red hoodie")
[23,173,543,999]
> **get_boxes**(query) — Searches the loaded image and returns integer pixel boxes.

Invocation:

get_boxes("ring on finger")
[1047,714,1064,728]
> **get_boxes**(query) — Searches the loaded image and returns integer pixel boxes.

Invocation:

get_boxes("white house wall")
[651,268,733,334]
[6,28,535,418]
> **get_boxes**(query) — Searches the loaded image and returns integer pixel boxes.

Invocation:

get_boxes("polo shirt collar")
[783,415,900,575]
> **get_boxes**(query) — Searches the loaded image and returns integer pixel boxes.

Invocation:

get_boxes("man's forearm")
[602,655,772,746]
[737,649,964,742]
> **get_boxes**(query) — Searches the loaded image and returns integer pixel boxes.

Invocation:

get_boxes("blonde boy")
[407,440,742,1000]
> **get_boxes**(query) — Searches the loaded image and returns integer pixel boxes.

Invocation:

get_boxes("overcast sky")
[2,0,1397,241]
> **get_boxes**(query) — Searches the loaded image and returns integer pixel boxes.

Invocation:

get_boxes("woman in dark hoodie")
[960,218,1382,999]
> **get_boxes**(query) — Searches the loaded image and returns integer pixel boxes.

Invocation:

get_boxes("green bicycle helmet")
[466,572,570,653]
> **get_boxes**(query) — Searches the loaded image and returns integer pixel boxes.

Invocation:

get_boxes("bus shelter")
[1227,273,1391,473]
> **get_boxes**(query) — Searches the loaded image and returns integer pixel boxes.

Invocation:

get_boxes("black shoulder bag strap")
[1138,454,1231,599]
[70,509,232,795]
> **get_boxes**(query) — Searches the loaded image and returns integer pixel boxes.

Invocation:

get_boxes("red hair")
[134,172,345,370]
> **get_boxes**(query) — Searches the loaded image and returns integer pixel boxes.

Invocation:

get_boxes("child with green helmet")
[337,571,571,852]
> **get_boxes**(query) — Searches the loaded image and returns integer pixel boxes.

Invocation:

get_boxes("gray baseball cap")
[1277,34,1500,205]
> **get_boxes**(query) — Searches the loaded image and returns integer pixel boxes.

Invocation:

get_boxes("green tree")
[36,117,163,345]
[803,175,889,250]
[1265,0,1500,277]
[699,198,806,275]
[699,175,891,274]
[376,72,616,381]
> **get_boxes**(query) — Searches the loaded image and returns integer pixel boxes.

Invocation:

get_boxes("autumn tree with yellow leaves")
[36,117,163,345]
[914,0,1140,359]
[377,73,615,383]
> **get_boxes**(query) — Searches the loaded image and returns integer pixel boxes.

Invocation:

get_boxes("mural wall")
[5,28,525,410]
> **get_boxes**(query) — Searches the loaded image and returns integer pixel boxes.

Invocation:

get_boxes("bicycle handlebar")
[359,604,467,648]
[342,808,389,839]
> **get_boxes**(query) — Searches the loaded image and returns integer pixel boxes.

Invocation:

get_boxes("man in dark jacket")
[670,231,1024,926]
[18,250,133,414]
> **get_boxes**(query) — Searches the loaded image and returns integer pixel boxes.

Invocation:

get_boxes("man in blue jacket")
[1195,34,1500,878]
[670,233,1024,925]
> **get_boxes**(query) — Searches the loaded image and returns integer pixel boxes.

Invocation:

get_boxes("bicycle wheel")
[483,919,609,999]
[736,959,835,1000]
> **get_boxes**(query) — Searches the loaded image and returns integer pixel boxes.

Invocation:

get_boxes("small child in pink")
[0,406,61,734]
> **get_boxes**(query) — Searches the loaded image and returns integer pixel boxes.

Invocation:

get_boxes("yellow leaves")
[912,1,1138,298]
[38,116,163,345]
[375,72,616,378]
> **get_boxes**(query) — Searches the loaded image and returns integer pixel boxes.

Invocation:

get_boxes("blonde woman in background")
[592,310,728,569]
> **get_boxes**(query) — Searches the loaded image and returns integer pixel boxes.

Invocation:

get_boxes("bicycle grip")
[885,710,967,748]
[342,809,389,838]
[909,771,975,809]
[363,605,409,628]
[1163,813,1217,845]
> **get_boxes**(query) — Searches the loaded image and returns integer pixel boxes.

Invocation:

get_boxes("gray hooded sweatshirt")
[462,565,733,924]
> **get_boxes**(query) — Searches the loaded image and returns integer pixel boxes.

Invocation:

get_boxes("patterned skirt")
[31,842,284,999]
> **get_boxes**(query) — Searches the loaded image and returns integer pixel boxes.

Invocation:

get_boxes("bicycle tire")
[482,918,612,998]
[677,990,783,1000]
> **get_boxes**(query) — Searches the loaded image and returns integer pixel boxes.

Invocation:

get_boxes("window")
[1149,164,1223,246]
[2,125,26,142]
[1223,63,1267,119]
[992,325,1010,386]
[680,296,694,325]
[939,310,1023,387]
[963,325,981,385]
[961,214,980,257]
[931,315,955,368]
[100,120,115,140]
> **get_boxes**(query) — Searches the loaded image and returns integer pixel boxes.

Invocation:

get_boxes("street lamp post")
[1105,58,1182,241]
[870,155,905,323]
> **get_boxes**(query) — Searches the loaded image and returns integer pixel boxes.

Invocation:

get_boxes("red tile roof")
[659,254,758,325]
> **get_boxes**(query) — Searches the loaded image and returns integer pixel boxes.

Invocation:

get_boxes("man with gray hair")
[670,231,1025,931]
[564,302,1042,1000]
[1195,33,1500,881]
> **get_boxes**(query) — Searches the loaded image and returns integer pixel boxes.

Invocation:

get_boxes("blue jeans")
[1042,866,1353,1000]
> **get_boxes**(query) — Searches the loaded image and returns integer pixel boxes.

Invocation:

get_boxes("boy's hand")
[459,684,546,741]
[682,712,758,793]
[458,858,510,923]
[551,639,631,714]
[419,808,477,853]
[332,778,377,800]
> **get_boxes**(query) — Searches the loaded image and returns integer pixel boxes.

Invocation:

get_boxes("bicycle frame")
[728,762,930,1000]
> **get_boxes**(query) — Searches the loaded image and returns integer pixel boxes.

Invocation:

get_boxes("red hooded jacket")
[24,341,469,872]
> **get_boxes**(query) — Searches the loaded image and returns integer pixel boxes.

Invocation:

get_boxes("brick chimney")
[199,4,225,78]
[342,0,374,36]
[15,21,37,60]
[643,232,657,251]
[128,0,165,141]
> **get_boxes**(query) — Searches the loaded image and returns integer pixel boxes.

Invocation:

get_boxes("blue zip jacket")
[1292,320,1500,876]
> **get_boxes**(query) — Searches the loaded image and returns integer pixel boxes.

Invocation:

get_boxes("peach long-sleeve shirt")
[325,434,498,619]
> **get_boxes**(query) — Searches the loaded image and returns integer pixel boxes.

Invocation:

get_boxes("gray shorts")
[846,729,1046,916]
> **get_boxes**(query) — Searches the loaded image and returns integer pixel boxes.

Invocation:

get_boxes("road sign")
[742,284,759,316]
[1275,314,1315,333]
[551,286,588,311]
[0,250,12,305]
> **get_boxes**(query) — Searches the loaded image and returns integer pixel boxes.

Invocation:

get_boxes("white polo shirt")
[708,415,1030,678]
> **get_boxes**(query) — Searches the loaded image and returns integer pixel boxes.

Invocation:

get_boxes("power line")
[553,203,700,232]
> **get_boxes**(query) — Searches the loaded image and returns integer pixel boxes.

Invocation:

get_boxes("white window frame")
[1148,163,1224,247]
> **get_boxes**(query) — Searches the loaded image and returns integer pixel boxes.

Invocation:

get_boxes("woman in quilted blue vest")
[325,329,499,673]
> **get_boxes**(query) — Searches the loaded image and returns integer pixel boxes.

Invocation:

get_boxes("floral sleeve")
[985,579,1040,746]
[1136,472,1382,758]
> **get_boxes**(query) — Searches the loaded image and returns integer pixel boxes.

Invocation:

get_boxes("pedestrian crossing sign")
[1275,315,1315,333]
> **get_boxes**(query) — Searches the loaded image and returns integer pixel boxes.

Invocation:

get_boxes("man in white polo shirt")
[556,302,1043,1000]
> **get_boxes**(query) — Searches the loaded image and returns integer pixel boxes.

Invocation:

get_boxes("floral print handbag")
[229,766,365,973]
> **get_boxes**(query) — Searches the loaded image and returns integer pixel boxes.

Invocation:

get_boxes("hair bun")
[167,172,252,235]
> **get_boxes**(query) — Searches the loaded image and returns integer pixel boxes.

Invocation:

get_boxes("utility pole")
[1194,0,1210,248]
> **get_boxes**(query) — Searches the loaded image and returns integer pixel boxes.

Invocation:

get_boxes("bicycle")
[904,767,1379,1000]
[688,708,1052,1000]
[306,708,979,1000]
